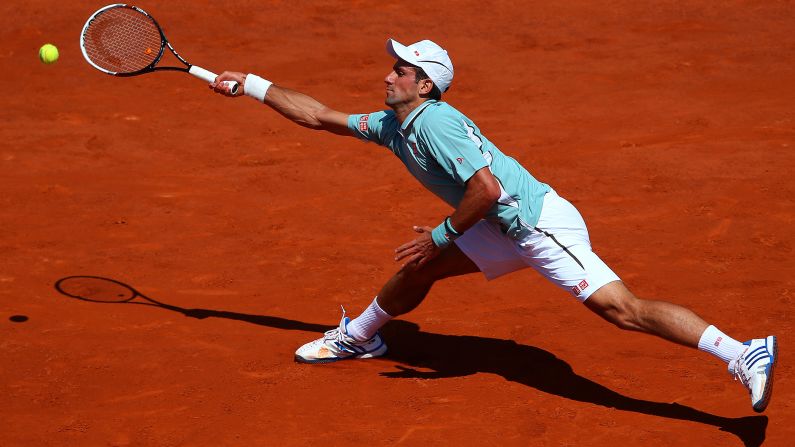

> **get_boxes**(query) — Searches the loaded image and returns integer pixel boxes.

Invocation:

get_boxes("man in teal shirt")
[348,98,550,244]
[211,38,775,412]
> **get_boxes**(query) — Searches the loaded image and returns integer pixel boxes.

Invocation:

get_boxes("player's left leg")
[294,243,480,364]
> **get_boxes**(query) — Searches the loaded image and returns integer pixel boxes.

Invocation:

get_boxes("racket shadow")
[53,276,766,446]
[53,275,333,333]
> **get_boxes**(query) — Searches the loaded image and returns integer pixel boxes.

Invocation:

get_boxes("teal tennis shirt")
[348,100,550,239]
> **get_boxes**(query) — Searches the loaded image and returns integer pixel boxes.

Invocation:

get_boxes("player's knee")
[611,300,643,331]
[395,264,438,287]
[586,286,643,331]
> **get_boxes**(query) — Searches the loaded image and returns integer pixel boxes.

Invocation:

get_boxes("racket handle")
[189,65,239,95]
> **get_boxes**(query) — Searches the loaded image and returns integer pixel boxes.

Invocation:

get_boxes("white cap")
[386,38,454,93]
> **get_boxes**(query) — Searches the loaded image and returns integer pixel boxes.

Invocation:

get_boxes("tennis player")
[210,39,776,412]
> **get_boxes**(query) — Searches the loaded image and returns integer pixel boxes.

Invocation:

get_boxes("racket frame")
[80,4,238,93]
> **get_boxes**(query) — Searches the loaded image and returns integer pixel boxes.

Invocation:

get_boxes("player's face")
[384,61,422,106]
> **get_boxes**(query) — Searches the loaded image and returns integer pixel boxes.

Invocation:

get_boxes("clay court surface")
[2,0,794,445]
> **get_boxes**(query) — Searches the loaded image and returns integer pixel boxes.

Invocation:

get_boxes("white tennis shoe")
[730,336,777,412]
[294,308,387,364]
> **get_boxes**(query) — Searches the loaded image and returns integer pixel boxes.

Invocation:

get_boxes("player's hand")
[394,226,440,270]
[210,71,246,97]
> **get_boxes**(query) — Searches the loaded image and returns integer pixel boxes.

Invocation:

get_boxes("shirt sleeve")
[418,114,489,184]
[347,110,396,147]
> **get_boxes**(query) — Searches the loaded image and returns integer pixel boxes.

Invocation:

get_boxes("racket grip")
[189,65,239,95]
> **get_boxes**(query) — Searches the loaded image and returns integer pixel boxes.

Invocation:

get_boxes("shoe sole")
[294,346,388,365]
[753,335,777,413]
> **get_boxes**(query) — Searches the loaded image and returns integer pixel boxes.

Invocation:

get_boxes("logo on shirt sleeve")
[456,157,464,164]
[358,115,369,132]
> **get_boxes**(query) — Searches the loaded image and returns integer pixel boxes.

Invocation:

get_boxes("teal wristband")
[431,222,453,248]
[443,216,461,236]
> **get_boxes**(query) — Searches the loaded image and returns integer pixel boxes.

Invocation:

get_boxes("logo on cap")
[414,50,420,56]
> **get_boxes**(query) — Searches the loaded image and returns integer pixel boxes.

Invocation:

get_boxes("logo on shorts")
[714,336,723,347]
[571,280,589,296]
[358,115,369,132]
[410,142,420,156]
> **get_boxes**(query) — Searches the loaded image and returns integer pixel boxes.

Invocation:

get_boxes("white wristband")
[244,74,272,102]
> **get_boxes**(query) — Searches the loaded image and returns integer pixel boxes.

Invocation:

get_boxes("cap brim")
[386,39,419,66]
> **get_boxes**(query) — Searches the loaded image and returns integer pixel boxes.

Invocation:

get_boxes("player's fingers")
[394,245,418,261]
[416,248,440,269]
[401,254,423,269]
[215,71,244,84]
[395,239,418,254]
[209,81,229,95]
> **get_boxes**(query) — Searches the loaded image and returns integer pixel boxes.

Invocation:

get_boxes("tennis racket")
[80,4,238,94]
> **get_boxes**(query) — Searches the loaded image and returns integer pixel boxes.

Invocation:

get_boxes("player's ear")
[419,78,434,95]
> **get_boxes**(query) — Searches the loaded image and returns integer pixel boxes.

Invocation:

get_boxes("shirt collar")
[400,100,437,133]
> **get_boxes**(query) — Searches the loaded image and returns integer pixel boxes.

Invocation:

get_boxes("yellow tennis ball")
[39,43,59,64]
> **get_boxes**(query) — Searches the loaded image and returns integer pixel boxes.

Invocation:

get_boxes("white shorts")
[454,189,620,301]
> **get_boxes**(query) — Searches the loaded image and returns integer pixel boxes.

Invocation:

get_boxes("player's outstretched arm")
[210,71,351,137]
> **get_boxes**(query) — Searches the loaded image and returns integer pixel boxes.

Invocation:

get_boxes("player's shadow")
[54,276,766,447]
[380,320,767,447]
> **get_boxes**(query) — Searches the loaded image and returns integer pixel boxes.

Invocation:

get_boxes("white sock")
[346,297,393,342]
[697,325,747,371]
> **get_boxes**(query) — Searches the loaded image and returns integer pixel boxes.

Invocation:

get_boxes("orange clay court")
[1,1,793,446]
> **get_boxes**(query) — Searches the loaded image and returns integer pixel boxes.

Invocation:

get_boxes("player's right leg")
[294,243,480,364]
[585,281,777,412]
[529,189,777,412]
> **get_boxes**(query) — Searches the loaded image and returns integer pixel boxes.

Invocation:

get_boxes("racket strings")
[82,7,162,74]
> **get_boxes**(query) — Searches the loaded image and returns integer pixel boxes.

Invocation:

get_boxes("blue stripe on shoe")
[334,341,356,354]
[747,353,771,369]
[746,348,769,367]
[341,340,370,354]
[744,345,767,363]
[349,343,367,354]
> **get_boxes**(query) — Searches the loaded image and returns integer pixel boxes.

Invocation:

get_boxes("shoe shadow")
[380,320,766,447]
[53,276,766,447]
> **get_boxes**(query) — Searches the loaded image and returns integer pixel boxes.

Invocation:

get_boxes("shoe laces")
[733,364,750,387]
[322,327,341,341]
[322,305,347,339]
[732,345,770,389]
